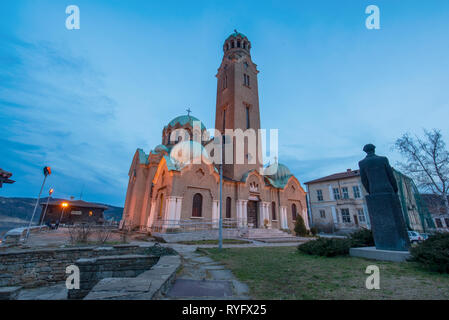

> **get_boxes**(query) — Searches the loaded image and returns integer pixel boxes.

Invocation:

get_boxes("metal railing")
[148,218,244,234]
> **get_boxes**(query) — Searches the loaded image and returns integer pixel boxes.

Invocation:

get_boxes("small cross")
[186,108,192,116]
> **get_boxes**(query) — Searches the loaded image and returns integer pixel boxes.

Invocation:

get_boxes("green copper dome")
[264,162,293,189]
[227,30,247,40]
[165,115,206,131]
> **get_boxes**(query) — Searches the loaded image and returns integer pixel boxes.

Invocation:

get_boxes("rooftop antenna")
[79,183,85,200]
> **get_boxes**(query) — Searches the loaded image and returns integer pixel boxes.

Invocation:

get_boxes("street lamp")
[39,188,54,230]
[59,202,69,226]
[218,135,224,250]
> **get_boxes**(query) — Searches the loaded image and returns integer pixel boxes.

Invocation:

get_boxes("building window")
[333,188,341,200]
[244,74,250,86]
[222,74,227,90]
[357,208,366,223]
[246,107,250,129]
[237,40,241,47]
[89,211,93,217]
[342,187,349,199]
[320,210,326,219]
[222,109,226,131]
[158,194,164,219]
[272,202,276,220]
[317,189,323,201]
[341,209,351,223]
[353,186,361,199]
[192,193,203,217]
[226,197,231,219]
[231,41,234,48]
[291,203,297,221]
[243,42,246,49]
[435,218,443,228]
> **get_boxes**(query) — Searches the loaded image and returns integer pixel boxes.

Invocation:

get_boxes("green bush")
[349,228,374,247]
[310,227,318,236]
[298,238,352,257]
[294,215,308,236]
[410,233,449,273]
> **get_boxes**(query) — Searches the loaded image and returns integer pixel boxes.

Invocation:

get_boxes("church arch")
[192,193,203,217]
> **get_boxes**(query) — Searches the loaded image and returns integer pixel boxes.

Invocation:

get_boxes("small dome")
[165,115,206,131]
[153,144,169,154]
[264,162,293,188]
[169,141,211,166]
[227,31,247,40]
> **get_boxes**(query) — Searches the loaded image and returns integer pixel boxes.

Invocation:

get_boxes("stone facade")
[121,32,309,235]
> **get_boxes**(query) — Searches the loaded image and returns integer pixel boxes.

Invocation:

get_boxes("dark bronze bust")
[358,144,410,251]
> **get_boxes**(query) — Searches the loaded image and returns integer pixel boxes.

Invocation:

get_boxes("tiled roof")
[305,169,360,185]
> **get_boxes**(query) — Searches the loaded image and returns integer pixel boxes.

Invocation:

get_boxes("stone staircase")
[240,228,304,243]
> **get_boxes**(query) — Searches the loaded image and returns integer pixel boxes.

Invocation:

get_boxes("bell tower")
[215,31,262,180]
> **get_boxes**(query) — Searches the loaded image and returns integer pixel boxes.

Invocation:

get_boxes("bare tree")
[394,129,449,213]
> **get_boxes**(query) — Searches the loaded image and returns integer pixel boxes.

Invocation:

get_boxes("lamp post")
[25,166,51,241]
[59,202,69,226]
[39,188,54,229]
[218,135,224,250]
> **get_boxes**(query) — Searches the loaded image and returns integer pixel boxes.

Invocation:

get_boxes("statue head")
[363,144,376,155]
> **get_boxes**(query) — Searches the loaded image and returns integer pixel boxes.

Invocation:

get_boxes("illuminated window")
[89,211,93,217]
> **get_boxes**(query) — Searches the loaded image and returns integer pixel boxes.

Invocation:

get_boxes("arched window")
[243,42,246,49]
[158,194,164,219]
[292,203,297,221]
[237,40,241,48]
[192,193,203,217]
[226,197,232,219]
[231,41,235,48]
[272,202,276,220]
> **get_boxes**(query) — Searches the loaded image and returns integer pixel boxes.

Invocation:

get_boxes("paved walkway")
[162,244,251,300]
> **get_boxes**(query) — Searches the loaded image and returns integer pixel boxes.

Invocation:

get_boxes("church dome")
[226,31,247,40]
[152,144,169,154]
[169,140,211,167]
[165,115,206,131]
[264,162,293,188]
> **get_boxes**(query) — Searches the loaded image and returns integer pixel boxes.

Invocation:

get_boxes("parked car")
[407,231,423,243]
[420,233,430,240]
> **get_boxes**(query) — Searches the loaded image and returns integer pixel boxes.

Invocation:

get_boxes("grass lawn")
[177,239,252,245]
[202,246,449,300]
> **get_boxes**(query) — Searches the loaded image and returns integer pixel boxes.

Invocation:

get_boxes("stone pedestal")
[350,247,410,262]
[366,193,410,251]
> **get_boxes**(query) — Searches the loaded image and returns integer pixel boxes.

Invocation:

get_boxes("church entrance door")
[247,201,258,228]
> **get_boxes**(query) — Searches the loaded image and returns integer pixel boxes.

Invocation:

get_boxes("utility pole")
[39,188,54,229]
[218,135,224,250]
[25,167,51,241]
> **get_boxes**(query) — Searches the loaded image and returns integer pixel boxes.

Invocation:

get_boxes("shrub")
[298,238,352,257]
[410,233,449,273]
[294,215,308,236]
[310,227,318,236]
[349,228,374,247]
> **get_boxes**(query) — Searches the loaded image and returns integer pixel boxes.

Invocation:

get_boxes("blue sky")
[1,0,449,206]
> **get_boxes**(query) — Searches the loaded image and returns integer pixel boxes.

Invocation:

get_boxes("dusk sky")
[1,0,449,206]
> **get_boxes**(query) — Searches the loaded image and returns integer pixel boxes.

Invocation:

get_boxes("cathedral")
[121,31,309,234]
